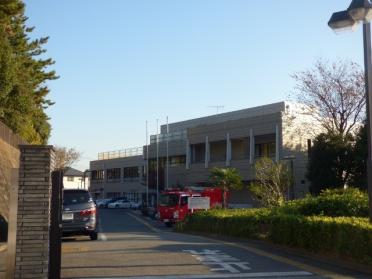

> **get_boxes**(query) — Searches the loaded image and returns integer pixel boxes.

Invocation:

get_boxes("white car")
[107,199,131,209]
[129,201,142,209]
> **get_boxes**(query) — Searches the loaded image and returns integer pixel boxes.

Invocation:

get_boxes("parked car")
[129,201,142,209]
[62,189,98,240]
[107,199,131,209]
[96,198,111,208]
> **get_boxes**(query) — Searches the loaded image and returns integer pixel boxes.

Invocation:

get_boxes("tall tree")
[249,157,292,207]
[54,146,81,171]
[209,167,243,208]
[349,122,368,190]
[307,132,355,195]
[0,0,57,143]
[292,59,365,137]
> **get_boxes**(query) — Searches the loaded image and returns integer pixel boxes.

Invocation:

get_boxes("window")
[170,156,186,167]
[67,177,74,182]
[255,142,276,158]
[124,167,139,178]
[91,170,104,180]
[107,168,121,180]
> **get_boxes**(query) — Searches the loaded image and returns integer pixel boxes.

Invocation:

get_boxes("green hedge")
[279,188,369,217]
[177,209,372,264]
[269,214,372,264]
[178,208,272,238]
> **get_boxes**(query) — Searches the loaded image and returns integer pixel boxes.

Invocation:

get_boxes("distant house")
[63,167,89,190]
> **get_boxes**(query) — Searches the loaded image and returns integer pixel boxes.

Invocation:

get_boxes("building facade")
[63,167,89,190]
[90,101,318,206]
[89,150,147,201]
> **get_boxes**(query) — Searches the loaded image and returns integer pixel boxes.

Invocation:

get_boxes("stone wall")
[0,121,25,223]
[12,145,54,278]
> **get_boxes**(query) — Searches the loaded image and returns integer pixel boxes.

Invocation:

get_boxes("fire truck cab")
[158,187,223,227]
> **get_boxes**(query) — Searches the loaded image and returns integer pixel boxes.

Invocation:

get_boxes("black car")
[62,189,98,240]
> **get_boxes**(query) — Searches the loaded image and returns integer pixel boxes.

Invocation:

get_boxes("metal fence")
[98,147,143,160]
[0,121,27,148]
[150,130,187,144]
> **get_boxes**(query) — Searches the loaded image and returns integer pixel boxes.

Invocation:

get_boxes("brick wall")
[12,145,54,278]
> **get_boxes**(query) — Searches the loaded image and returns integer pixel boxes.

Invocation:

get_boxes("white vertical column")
[250,129,254,164]
[186,139,190,170]
[205,136,210,169]
[226,133,231,167]
[276,124,280,162]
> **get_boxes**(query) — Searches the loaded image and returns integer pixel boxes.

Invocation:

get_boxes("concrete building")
[89,148,147,201]
[63,167,89,190]
[89,101,318,206]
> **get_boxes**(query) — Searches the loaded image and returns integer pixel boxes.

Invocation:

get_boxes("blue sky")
[23,0,363,170]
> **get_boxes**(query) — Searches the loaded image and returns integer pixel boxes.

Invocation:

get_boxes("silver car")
[62,189,98,240]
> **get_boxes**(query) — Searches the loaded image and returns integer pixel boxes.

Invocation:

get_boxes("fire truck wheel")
[165,222,172,227]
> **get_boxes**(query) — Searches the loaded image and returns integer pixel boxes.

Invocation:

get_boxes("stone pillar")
[276,124,280,162]
[226,133,231,167]
[205,136,210,169]
[249,129,254,164]
[185,139,190,170]
[12,145,54,279]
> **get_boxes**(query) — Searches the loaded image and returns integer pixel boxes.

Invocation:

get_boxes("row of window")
[191,141,276,163]
[91,167,140,181]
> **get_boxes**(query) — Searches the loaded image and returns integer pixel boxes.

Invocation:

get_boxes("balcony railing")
[98,147,143,160]
[150,130,187,144]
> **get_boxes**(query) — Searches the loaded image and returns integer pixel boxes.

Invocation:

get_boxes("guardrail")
[98,147,143,160]
[150,130,187,144]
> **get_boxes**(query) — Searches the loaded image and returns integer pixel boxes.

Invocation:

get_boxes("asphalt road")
[61,209,370,279]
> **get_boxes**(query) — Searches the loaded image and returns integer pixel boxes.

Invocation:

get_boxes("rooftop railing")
[150,130,187,144]
[98,147,143,160]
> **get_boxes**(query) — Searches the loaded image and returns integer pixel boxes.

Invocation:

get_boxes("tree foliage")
[209,167,243,208]
[249,157,292,207]
[292,59,365,137]
[349,122,367,190]
[54,146,81,170]
[0,0,57,143]
[307,132,355,195]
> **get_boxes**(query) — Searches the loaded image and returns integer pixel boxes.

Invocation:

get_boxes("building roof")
[64,167,84,177]
[160,101,288,134]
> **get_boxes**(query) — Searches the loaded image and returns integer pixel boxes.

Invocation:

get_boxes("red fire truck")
[158,187,223,227]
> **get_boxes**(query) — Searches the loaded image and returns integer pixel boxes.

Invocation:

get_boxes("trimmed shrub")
[177,208,372,265]
[279,188,368,217]
[269,215,372,264]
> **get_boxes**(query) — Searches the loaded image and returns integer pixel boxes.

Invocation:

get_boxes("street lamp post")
[328,0,372,222]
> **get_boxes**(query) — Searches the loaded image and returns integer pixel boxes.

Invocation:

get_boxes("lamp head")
[328,10,358,32]
[347,0,372,22]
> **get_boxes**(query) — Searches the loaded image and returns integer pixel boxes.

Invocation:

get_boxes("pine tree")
[0,0,57,144]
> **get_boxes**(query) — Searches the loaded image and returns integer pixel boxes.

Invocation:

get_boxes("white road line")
[98,233,107,241]
[75,271,313,279]
[126,212,161,233]
[98,217,107,241]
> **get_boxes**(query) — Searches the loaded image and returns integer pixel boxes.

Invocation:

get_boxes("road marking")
[183,249,250,273]
[188,235,354,279]
[126,212,161,233]
[62,246,89,253]
[73,271,313,279]
[98,233,107,241]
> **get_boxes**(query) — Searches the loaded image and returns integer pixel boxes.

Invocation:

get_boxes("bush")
[177,206,372,265]
[279,188,368,217]
[269,215,372,264]
[177,208,272,239]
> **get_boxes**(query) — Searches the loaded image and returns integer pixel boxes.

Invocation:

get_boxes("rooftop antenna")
[209,105,224,114]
